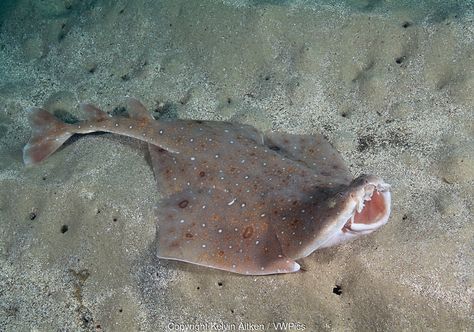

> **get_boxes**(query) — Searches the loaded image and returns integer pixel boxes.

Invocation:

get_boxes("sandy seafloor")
[0,0,473,331]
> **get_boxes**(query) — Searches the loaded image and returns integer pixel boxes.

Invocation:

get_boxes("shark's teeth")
[376,182,391,192]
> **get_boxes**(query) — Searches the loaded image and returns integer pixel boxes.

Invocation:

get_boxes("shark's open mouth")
[309,178,391,252]
[343,182,391,234]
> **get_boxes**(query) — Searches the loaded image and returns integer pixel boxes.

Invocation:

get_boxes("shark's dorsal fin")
[126,97,154,121]
[80,103,108,121]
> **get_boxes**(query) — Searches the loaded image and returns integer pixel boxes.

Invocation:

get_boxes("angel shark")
[23,98,391,275]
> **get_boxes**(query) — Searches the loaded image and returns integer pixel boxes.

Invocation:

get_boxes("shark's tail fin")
[23,108,74,165]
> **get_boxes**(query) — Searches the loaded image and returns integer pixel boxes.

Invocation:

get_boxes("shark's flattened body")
[23,98,391,275]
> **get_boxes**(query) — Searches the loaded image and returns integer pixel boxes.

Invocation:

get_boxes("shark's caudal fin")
[23,108,75,166]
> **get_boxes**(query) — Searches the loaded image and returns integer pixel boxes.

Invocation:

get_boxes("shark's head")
[318,174,391,249]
